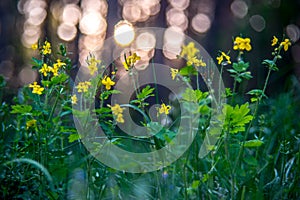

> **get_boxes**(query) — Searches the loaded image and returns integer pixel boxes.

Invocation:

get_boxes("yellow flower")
[31,43,38,50]
[102,76,115,90]
[170,68,179,80]
[71,94,77,105]
[42,41,51,55]
[158,103,171,115]
[216,52,231,65]
[271,36,278,46]
[87,56,100,75]
[39,63,52,76]
[109,104,125,123]
[123,53,141,70]
[187,57,206,67]
[51,59,66,76]
[233,36,252,51]
[76,81,91,93]
[26,119,37,129]
[280,38,291,51]
[29,82,44,95]
[180,42,199,60]
[116,114,125,123]
[111,71,116,75]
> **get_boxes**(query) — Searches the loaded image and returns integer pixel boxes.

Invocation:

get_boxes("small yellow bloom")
[42,41,51,55]
[109,104,125,123]
[216,52,231,65]
[123,53,141,70]
[39,63,52,76]
[158,103,171,115]
[87,56,100,75]
[280,38,291,51]
[76,81,91,93]
[102,76,115,90]
[170,68,179,80]
[180,42,199,60]
[187,57,206,67]
[71,94,77,105]
[31,43,38,50]
[233,36,252,51]
[29,82,44,95]
[116,114,125,123]
[26,119,37,129]
[111,71,116,75]
[271,36,278,46]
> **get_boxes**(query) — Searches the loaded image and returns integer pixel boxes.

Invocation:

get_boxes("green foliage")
[130,85,155,108]
[228,61,253,83]
[221,103,253,134]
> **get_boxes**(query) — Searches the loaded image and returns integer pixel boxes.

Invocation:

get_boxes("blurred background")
[0,0,299,98]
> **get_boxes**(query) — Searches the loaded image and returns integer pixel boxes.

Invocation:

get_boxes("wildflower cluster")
[29,81,44,95]
[157,103,171,115]
[26,119,36,129]
[123,53,141,70]
[233,36,252,51]
[42,41,51,55]
[102,76,115,90]
[76,81,91,93]
[180,42,206,67]
[109,104,125,123]
[87,55,100,75]
[271,36,291,51]
[216,51,231,65]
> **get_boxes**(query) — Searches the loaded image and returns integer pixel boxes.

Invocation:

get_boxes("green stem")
[120,103,151,123]
[151,59,159,104]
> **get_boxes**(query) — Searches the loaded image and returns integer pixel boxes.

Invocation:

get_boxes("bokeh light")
[231,0,248,19]
[249,15,266,32]
[114,20,135,46]
[286,24,300,42]
[57,23,77,41]
[191,13,211,33]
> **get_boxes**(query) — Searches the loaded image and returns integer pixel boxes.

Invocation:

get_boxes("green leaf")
[243,156,258,166]
[11,104,32,114]
[68,133,80,143]
[31,57,43,68]
[0,75,6,88]
[191,180,200,189]
[243,139,264,147]
[136,85,155,100]
[50,73,69,85]
[262,59,278,71]
[232,61,249,72]
[182,88,198,102]
[179,65,197,76]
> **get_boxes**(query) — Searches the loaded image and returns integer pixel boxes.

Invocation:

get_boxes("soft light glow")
[57,23,77,41]
[164,26,185,46]
[286,24,300,42]
[62,4,81,25]
[166,8,188,31]
[249,15,266,32]
[135,32,156,51]
[191,13,211,33]
[114,20,135,46]
[122,2,142,23]
[27,7,47,26]
[79,12,107,35]
[163,43,182,60]
[169,0,190,10]
[19,66,37,85]
[231,0,248,19]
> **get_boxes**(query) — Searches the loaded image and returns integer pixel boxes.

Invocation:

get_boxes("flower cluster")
[109,104,125,123]
[158,103,171,115]
[170,68,179,80]
[29,82,44,95]
[76,81,91,93]
[26,119,37,129]
[233,36,252,51]
[216,51,231,65]
[180,42,206,67]
[87,55,100,75]
[42,41,51,55]
[123,53,141,70]
[71,94,77,105]
[102,76,115,90]
[271,36,291,51]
